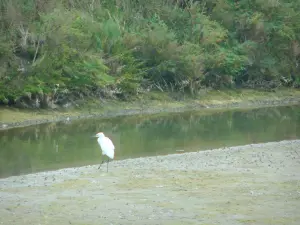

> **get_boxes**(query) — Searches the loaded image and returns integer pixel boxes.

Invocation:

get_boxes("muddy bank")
[1,92,300,130]
[0,140,300,225]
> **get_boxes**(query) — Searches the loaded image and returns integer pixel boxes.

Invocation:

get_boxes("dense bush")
[0,0,299,107]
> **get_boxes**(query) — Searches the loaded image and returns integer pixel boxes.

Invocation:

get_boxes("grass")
[1,88,300,127]
[0,89,297,124]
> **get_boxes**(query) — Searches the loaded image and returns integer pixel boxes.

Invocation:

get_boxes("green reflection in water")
[0,105,299,178]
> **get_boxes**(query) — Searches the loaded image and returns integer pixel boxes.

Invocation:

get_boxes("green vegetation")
[0,0,299,108]
[1,89,300,126]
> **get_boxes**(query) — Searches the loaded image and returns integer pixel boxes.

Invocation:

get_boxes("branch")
[32,39,40,64]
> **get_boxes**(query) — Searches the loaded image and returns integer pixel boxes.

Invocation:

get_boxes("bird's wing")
[98,137,115,159]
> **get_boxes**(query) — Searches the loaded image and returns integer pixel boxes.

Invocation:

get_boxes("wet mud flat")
[0,140,300,225]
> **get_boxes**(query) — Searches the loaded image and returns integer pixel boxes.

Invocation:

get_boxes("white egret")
[94,132,115,172]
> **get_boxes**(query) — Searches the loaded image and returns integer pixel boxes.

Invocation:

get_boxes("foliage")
[0,0,299,107]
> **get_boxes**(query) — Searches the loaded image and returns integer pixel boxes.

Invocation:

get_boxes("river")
[0,105,299,178]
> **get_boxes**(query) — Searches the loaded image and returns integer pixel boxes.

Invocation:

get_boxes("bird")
[94,132,115,172]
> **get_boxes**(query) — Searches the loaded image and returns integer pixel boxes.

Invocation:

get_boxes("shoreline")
[0,139,299,182]
[0,140,299,224]
[1,89,300,130]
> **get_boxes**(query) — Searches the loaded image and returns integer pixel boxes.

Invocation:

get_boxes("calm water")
[0,105,300,178]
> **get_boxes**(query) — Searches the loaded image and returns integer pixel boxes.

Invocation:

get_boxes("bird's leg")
[107,158,109,172]
[98,158,105,169]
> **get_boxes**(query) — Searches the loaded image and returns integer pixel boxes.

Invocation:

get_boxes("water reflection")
[0,105,299,178]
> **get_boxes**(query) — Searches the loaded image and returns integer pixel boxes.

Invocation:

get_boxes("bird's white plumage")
[96,132,115,159]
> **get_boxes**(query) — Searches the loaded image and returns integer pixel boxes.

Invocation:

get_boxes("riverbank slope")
[1,89,300,130]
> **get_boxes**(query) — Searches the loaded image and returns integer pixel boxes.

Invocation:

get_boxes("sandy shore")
[0,140,300,225]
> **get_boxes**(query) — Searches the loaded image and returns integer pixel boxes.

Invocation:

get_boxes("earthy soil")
[1,140,300,225]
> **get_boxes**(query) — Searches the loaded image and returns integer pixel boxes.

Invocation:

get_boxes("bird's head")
[95,132,105,138]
